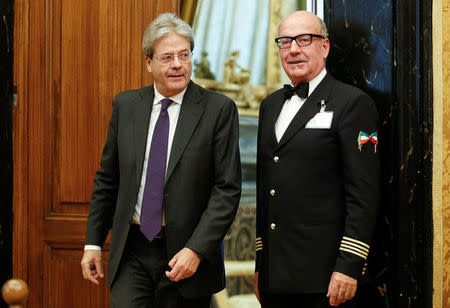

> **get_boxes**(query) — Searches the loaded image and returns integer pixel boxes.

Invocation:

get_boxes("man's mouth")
[287,58,307,64]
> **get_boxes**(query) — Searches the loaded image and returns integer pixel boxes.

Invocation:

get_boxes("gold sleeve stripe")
[342,236,370,249]
[340,243,369,257]
[339,247,367,260]
[341,240,369,253]
[341,242,369,255]
[256,237,263,251]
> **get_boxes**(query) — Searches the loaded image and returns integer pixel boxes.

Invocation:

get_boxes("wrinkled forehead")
[153,33,190,55]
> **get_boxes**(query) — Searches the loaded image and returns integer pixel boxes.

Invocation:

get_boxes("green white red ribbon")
[358,131,378,152]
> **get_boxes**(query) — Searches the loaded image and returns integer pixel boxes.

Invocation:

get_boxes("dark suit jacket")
[255,73,380,294]
[85,81,241,298]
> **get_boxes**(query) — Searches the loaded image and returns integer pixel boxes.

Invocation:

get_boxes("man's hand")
[327,272,357,306]
[165,247,201,282]
[253,272,261,303]
[81,250,104,285]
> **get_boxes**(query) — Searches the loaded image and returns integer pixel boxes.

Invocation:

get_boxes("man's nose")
[170,56,182,67]
[289,40,302,53]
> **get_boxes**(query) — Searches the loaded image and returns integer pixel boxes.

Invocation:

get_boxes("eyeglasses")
[275,34,324,49]
[152,51,192,64]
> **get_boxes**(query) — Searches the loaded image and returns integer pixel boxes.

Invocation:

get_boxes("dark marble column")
[0,0,13,306]
[324,1,433,307]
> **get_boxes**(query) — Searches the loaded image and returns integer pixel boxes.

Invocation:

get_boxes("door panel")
[14,0,180,306]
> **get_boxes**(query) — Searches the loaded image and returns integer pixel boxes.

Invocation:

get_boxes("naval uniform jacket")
[255,73,380,294]
[85,81,241,298]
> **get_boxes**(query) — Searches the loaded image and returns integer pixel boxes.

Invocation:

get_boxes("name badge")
[305,111,334,129]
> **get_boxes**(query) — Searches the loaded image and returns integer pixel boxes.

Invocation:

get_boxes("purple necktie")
[140,98,172,241]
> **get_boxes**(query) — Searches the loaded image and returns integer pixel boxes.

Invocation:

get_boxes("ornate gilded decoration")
[266,0,283,87]
[223,50,243,85]
[192,0,289,117]
[194,50,276,116]
[223,204,256,296]
[194,51,215,80]
[434,1,447,307]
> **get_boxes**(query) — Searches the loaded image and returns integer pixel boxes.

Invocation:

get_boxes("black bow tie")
[283,83,309,99]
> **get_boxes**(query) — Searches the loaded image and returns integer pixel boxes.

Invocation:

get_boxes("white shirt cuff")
[84,245,102,251]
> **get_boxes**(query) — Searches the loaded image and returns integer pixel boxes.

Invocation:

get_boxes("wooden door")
[13,0,180,306]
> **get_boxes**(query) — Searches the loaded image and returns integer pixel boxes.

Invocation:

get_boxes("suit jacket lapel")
[268,90,286,148]
[165,81,205,182]
[134,86,154,189]
[275,73,335,151]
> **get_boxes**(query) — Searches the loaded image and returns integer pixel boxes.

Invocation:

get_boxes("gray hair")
[318,16,329,38]
[142,13,194,57]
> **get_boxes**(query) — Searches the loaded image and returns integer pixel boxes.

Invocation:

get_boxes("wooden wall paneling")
[98,0,147,158]
[60,0,100,207]
[46,0,62,213]
[142,0,153,86]
[14,0,181,306]
[28,0,47,305]
[49,249,110,307]
[154,0,181,16]
[13,0,29,284]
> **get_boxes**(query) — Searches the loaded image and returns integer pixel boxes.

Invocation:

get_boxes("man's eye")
[163,55,173,61]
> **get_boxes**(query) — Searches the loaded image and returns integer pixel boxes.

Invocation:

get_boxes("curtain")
[181,0,198,26]
[192,0,270,85]
[192,0,315,85]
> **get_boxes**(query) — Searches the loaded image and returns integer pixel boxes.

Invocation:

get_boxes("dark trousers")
[110,224,211,308]
[260,292,357,308]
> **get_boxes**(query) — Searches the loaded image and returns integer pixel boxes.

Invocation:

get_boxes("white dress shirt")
[85,86,186,251]
[275,68,327,142]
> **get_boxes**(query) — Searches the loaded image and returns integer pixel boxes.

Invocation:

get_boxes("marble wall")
[442,1,450,306]
[325,0,434,307]
[324,1,395,307]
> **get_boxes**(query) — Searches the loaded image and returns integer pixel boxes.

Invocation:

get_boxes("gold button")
[270,189,276,196]
[273,156,279,162]
[270,223,276,230]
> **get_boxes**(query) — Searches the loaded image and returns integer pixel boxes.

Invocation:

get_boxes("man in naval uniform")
[254,11,380,308]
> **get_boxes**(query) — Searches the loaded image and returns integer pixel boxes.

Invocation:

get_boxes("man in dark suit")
[80,13,241,308]
[253,11,379,308]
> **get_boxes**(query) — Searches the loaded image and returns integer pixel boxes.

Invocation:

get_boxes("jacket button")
[270,223,276,230]
[273,156,279,162]
[270,189,276,196]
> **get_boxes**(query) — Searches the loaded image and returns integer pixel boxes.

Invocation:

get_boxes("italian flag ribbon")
[358,131,378,152]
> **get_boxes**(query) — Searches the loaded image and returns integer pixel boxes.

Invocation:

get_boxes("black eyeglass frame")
[274,33,325,49]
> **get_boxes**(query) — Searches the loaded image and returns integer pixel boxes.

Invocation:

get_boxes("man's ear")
[322,38,330,59]
[145,56,152,73]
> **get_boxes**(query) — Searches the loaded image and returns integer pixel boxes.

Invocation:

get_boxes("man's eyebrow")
[160,49,190,56]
